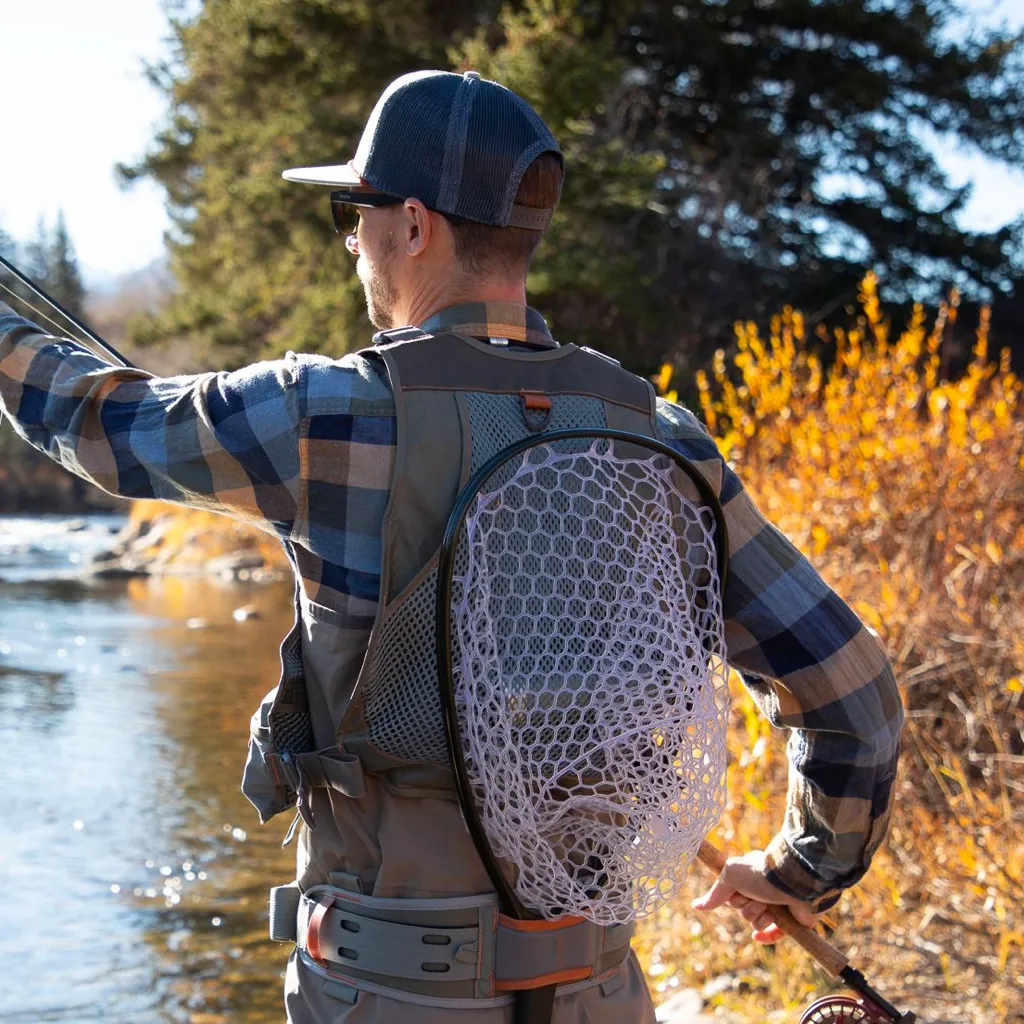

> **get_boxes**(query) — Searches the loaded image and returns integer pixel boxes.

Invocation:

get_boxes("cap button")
[464,70,481,81]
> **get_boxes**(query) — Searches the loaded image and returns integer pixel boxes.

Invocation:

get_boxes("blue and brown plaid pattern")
[0,299,902,909]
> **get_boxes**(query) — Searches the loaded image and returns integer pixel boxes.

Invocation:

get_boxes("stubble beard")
[359,230,399,330]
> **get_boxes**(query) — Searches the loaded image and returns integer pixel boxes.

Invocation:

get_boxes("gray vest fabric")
[242,328,674,895]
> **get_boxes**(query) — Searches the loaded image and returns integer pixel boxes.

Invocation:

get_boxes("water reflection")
[0,517,295,1022]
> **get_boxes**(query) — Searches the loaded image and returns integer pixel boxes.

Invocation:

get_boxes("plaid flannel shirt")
[0,298,903,910]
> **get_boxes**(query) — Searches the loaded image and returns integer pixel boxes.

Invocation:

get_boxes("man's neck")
[399,278,528,328]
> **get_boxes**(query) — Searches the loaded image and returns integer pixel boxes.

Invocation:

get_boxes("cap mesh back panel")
[451,440,729,924]
[459,86,551,223]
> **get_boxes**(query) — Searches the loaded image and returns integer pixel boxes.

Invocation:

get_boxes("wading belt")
[269,883,634,1009]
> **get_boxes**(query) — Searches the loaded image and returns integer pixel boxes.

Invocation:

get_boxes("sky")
[0,0,1023,289]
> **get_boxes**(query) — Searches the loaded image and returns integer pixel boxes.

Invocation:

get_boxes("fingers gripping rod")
[0,254,135,369]
[697,841,917,1023]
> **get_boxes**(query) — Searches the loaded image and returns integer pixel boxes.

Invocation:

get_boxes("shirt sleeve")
[0,303,302,536]
[656,397,904,910]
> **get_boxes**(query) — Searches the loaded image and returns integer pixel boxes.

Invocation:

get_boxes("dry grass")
[637,275,1024,1023]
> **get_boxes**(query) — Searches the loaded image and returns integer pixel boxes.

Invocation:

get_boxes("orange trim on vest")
[493,966,594,991]
[306,895,336,967]
[497,913,587,932]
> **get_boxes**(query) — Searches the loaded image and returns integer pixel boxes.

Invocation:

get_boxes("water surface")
[0,516,295,1022]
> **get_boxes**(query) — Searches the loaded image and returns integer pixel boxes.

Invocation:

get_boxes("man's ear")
[403,199,433,257]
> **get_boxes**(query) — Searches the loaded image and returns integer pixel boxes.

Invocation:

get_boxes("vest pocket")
[242,687,307,823]
[242,587,317,823]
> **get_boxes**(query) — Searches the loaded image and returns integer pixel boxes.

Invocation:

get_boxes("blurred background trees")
[119,0,1024,377]
[24,211,87,321]
[0,211,95,511]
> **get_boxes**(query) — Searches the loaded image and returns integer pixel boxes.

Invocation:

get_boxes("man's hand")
[691,848,820,944]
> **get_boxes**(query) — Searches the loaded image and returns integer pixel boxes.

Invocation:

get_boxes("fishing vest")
[240,327,717,1010]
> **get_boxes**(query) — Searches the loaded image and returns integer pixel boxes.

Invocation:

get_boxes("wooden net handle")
[697,840,850,979]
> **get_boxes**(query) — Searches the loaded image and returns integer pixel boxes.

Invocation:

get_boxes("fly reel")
[800,994,915,1023]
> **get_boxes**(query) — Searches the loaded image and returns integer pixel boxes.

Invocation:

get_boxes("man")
[0,70,902,1023]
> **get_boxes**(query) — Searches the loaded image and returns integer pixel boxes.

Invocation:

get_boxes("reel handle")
[697,840,849,979]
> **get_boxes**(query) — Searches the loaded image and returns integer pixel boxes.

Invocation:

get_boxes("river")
[0,515,296,1023]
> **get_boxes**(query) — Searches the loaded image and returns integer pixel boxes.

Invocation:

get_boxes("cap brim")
[281,162,368,187]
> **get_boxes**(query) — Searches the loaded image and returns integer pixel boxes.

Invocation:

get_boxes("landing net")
[451,440,729,924]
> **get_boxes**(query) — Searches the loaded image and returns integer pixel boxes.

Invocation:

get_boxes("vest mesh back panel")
[361,393,607,766]
[464,392,604,474]
[451,440,728,924]
[361,562,453,765]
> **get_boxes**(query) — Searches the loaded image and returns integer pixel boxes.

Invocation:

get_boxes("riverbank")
[83,500,290,581]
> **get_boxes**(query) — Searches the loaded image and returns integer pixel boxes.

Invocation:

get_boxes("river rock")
[656,990,714,1022]
[90,558,149,579]
[206,552,267,581]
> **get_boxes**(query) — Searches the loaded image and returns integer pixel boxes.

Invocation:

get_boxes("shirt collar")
[419,302,557,348]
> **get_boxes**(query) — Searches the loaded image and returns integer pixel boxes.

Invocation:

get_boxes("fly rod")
[0,253,135,369]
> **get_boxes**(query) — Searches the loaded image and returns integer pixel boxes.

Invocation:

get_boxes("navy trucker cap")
[282,70,562,230]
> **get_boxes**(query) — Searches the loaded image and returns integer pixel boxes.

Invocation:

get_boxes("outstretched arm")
[0,302,302,536]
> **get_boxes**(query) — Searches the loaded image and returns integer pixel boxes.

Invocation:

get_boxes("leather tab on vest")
[383,333,652,414]
[520,390,552,432]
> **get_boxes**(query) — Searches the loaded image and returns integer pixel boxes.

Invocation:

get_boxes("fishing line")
[0,275,96,349]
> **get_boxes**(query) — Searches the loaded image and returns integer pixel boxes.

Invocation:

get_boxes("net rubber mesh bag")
[447,437,730,925]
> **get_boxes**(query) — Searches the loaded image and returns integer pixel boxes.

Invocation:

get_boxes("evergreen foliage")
[20,212,87,321]
[124,0,1024,372]
[47,212,87,320]
[0,212,88,508]
[25,218,50,284]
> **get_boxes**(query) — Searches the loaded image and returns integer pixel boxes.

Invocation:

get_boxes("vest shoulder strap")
[376,332,652,415]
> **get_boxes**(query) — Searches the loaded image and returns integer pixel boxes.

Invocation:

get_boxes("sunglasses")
[329,189,405,236]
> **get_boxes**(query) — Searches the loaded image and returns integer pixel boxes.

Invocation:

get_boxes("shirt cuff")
[763,833,843,913]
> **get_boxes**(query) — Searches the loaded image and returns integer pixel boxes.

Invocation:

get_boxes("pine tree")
[120,0,501,359]
[459,0,1024,372]
[25,217,50,285]
[124,0,1024,373]
[46,210,87,320]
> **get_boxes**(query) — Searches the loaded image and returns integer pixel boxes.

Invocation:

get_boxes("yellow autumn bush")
[637,275,1023,1022]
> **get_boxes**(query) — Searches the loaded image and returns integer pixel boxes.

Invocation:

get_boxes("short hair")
[448,152,564,279]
